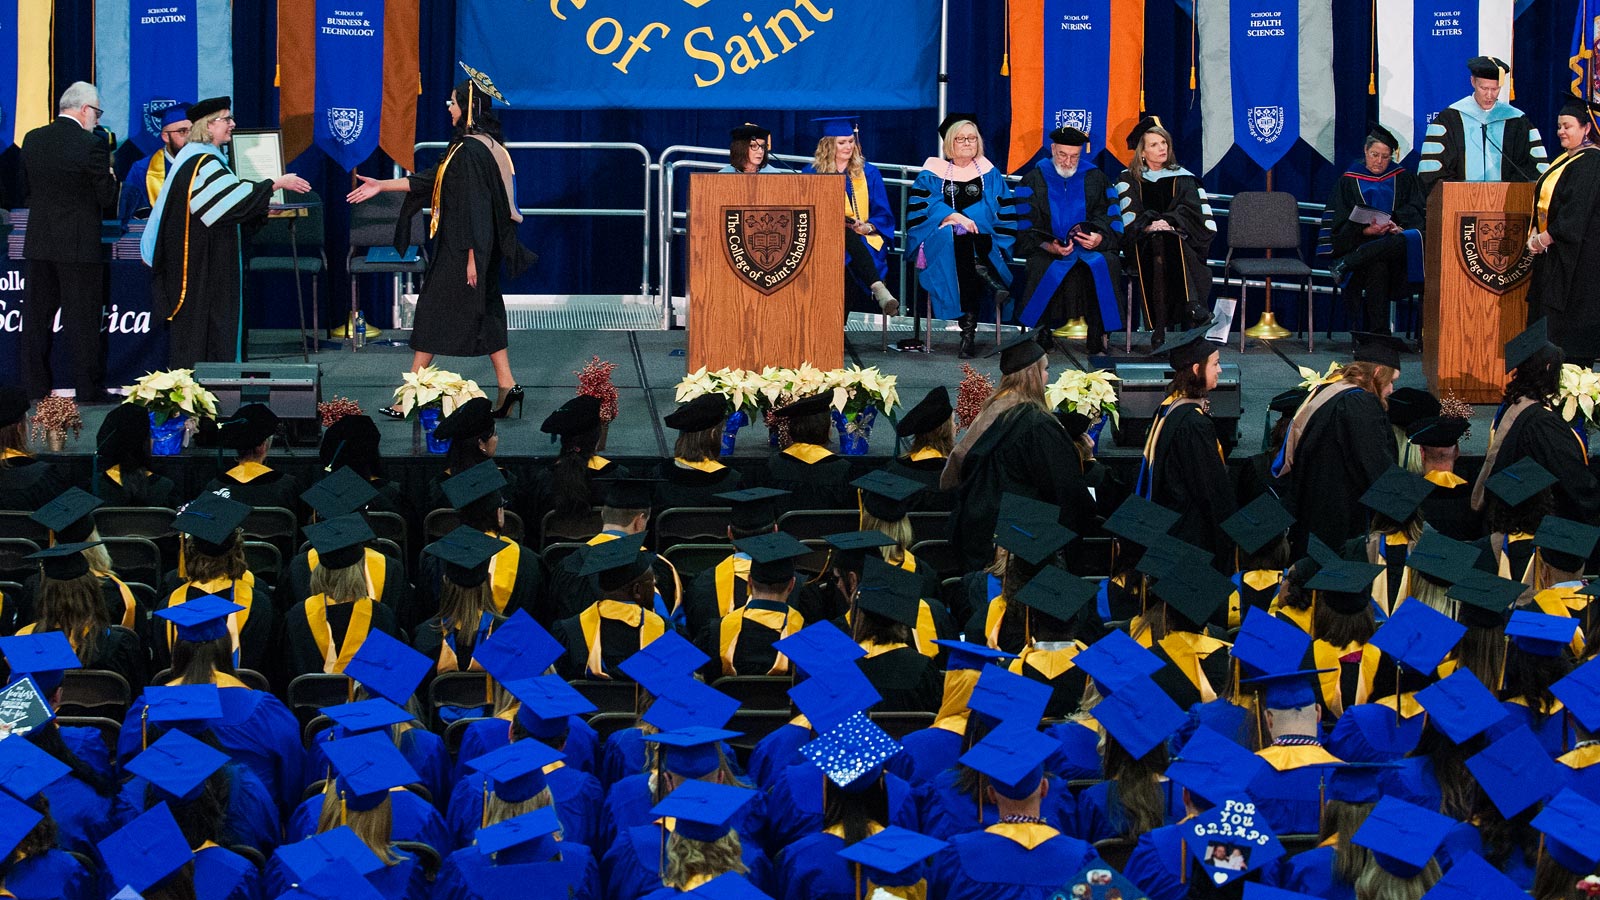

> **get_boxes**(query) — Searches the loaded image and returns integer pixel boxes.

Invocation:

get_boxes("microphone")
[1478,120,1537,183]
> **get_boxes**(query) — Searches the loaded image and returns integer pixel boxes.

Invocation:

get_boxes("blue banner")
[456,0,939,110]
[313,0,385,171]
[1229,1,1299,171]
[1043,0,1111,151]
[127,1,198,153]
[1413,2,1480,150]
[0,1,19,150]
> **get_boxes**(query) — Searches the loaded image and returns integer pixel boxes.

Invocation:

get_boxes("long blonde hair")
[1353,859,1440,900]
[315,782,400,865]
[812,135,864,179]
[984,357,1051,414]
[861,510,912,566]
[310,560,368,604]
[662,831,748,890]
[483,787,560,832]
[187,109,228,145]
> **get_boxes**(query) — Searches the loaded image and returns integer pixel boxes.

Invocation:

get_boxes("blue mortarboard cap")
[474,806,562,856]
[153,594,242,645]
[1415,669,1508,743]
[1419,851,1527,900]
[966,665,1053,728]
[1167,725,1270,804]
[774,621,866,676]
[1231,608,1312,678]
[278,857,386,900]
[0,631,80,693]
[0,729,70,801]
[502,675,597,739]
[344,630,432,705]
[687,873,774,900]
[97,801,192,893]
[1244,669,1331,710]
[617,630,711,693]
[930,639,1016,672]
[812,115,859,138]
[641,676,740,733]
[799,712,900,791]
[835,826,946,877]
[1370,600,1465,674]
[143,684,222,726]
[274,826,384,880]
[470,610,564,685]
[0,790,42,867]
[643,726,741,778]
[323,698,414,735]
[1466,725,1562,817]
[788,666,880,733]
[1095,676,1188,759]
[1351,796,1457,878]
[1184,803,1285,883]
[650,781,758,843]
[1324,763,1394,805]
[159,104,191,128]
[125,729,229,803]
[1327,703,1423,762]
[1532,788,1600,872]
[1505,609,1579,657]
[1073,631,1164,694]
[1553,658,1600,731]
[466,738,563,803]
[960,724,1057,799]
[322,731,421,812]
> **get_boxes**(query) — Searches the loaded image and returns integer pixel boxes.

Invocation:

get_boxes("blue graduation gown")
[195,844,263,900]
[600,823,772,900]
[1121,822,1192,900]
[38,771,115,857]
[60,726,113,781]
[1438,822,1535,888]
[445,764,603,849]
[904,162,1022,320]
[928,823,1095,900]
[763,763,919,851]
[599,773,766,853]
[600,727,648,789]
[778,831,908,900]
[1253,743,1343,835]
[433,845,599,900]
[8,849,93,900]
[900,725,965,785]
[308,726,450,811]
[113,765,280,853]
[1265,844,1352,900]
[452,715,599,783]
[799,161,896,284]
[917,770,1076,841]
[746,722,810,790]
[1043,720,1103,781]
[1073,778,1185,842]
[287,790,450,854]
[265,846,428,900]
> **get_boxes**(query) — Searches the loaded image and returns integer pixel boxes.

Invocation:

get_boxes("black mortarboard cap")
[601,478,656,510]
[1466,55,1510,80]
[31,487,101,543]
[1446,570,1523,617]
[1149,564,1235,626]
[894,387,951,437]
[540,395,601,438]
[1384,387,1439,428]
[424,526,505,588]
[1103,494,1180,547]
[1533,515,1600,562]
[823,530,897,574]
[303,514,373,570]
[578,532,654,591]
[1135,534,1212,581]
[664,394,726,432]
[1013,565,1096,623]
[1048,126,1090,146]
[27,542,100,581]
[1406,416,1469,447]
[1305,558,1384,614]
[734,531,810,584]
[729,122,770,142]
[442,460,507,510]
[301,467,379,520]
[173,492,250,553]
[1351,332,1407,371]
[854,557,923,627]
[992,501,1074,565]
[186,96,230,120]
[715,486,788,532]
[97,402,151,458]
[432,397,494,442]
[1221,493,1294,555]
[1156,326,1220,370]
[1504,318,1553,373]
[1405,530,1478,583]
[772,392,832,419]
[1367,123,1401,152]
[318,414,381,474]
[853,470,922,522]
[212,403,278,451]
[0,387,28,427]
[989,327,1050,375]
[1125,114,1164,151]
[1485,457,1557,507]
[1269,388,1308,415]
[1560,95,1600,121]
[937,113,978,139]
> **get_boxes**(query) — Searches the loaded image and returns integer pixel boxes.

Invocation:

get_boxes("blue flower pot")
[150,412,187,456]
[1087,414,1108,452]
[420,407,450,454]
[832,405,878,456]
[720,410,749,457]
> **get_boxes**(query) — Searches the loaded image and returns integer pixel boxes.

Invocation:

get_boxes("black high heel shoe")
[493,385,525,419]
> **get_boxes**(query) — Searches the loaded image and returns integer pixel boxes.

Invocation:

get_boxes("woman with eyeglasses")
[141,97,312,368]
[802,116,900,317]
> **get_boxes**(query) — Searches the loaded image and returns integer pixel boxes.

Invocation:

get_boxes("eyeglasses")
[215,116,235,124]
[161,127,186,136]
[86,105,103,118]
[445,99,457,108]
[953,135,979,144]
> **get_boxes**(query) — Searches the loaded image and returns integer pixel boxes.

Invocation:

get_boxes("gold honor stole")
[578,600,665,678]
[1310,640,1379,719]
[1257,743,1343,772]
[1422,470,1467,488]
[983,596,1007,650]
[165,578,255,656]
[859,639,910,659]
[107,575,138,630]
[782,443,835,464]
[304,595,374,674]
[145,151,168,207]
[907,447,945,463]
[1365,532,1412,617]
[675,457,726,473]
[984,821,1061,850]
[1011,642,1086,680]
[488,536,522,614]
[1133,627,1229,703]
[308,548,388,605]
[586,532,681,617]
[713,555,752,619]
[1229,570,1283,629]
[718,600,804,675]
[225,461,275,483]
[587,455,613,471]
[931,668,982,733]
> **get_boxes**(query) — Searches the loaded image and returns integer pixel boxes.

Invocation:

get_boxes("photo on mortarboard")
[1055,861,1150,900]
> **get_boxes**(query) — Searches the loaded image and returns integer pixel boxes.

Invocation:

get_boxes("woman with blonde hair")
[639,782,760,899]
[158,492,275,675]
[281,516,399,683]
[1113,117,1215,348]
[19,544,142,688]
[802,116,899,316]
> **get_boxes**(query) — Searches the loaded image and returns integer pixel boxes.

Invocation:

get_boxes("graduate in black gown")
[318,414,415,542]
[0,387,65,513]
[762,392,853,514]
[1004,565,1097,718]
[93,402,177,507]
[156,492,277,679]
[17,543,144,689]
[882,387,956,512]
[1135,327,1237,572]
[848,557,940,713]
[552,534,669,680]
[680,488,787,638]
[531,395,625,529]
[651,394,742,510]
[545,479,681,628]
[290,467,413,625]
[281,513,400,682]
[1131,545,1234,710]
[1275,333,1405,556]
[697,531,809,679]
[199,404,304,522]
[1408,414,1482,541]
[1525,97,1600,365]
[416,461,543,631]
[422,397,531,526]
[411,525,508,679]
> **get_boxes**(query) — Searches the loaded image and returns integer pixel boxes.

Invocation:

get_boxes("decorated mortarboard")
[301,467,379,520]
[577,532,654,591]
[930,639,1017,672]
[814,115,860,138]
[172,491,250,551]
[1148,563,1235,626]
[651,780,758,842]
[1073,631,1164,694]
[600,478,658,511]
[853,470,923,522]
[1532,788,1600,873]
[854,557,923,627]
[279,857,387,900]
[25,542,100,581]
[1414,669,1508,743]
[440,460,506,510]
[989,327,1051,375]
[1385,388,1440,429]
[126,729,228,803]
[836,825,946,881]
[1268,388,1308,415]
[1102,494,1180,547]
[1404,530,1478,583]
[0,729,70,801]
[966,665,1053,728]
[645,726,741,779]
[1166,724,1270,804]
[959,723,1056,799]
[1359,466,1434,523]
[1184,801,1286,887]
[98,802,192,893]
[641,677,740,733]
[322,730,420,812]
[1466,724,1562,817]
[1350,331,1408,371]
[1244,669,1331,711]
[686,874,773,900]
[432,397,494,443]
[773,621,866,674]
[714,487,790,532]
[617,630,711,692]
[143,684,223,726]
[1406,416,1470,448]
[1533,515,1600,563]
[424,526,505,588]
[154,594,242,645]
[733,531,810,584]
[1485,457,1558,507]
[322,698,414,735]
[937,112,978,139]
[894,387,952,437]
[30,487,101,542]
[1047,125,1090,146]
[1154,325,1220,369]
[1419,851,1527,900]
[800,712,900,791]
[540,395,602,438]
[345,629,433,705]
[1351,796,1456,878]
[1232,608,1312,679]
[274,826,385,880]
[1552,658,1600,731]
[1013,565,1096,623]
[504,674,597,739]
[1370,600,1465,674]
[1445,570,1523,618]
[1505,609,1579,657]
[474,805,562,857]
[788,666,881,734]
[1094,676,1187,758]
[1221,494,1294,555]
[1327,703,1424,762]
[466,738,563,803]
[771,392,832,418]
[664,393,728,432]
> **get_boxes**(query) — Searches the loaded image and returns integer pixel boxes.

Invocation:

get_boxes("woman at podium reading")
[802,116,900,317]
[348,65,537,421]
[718,123,786,174]
[1525,97,1600,367]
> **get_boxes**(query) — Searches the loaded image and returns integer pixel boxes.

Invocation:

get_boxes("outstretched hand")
[274,174,313,195]
[346,174,383,204]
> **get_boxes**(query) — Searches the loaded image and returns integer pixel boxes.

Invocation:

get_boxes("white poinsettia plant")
[824,365,901,420]
[392,365,486,418]
[1296,362,1345,391]
[121,369,220,424]
[675,367,768,416]
[1558,363,1600,425]
[1046,368,1121,426]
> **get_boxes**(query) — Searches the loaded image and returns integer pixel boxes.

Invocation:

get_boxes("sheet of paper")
[231,132,285,205]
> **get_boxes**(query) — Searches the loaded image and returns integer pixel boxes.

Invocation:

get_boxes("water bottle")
[354,311,367,350]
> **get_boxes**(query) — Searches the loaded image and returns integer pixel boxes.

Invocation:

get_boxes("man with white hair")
[19,82,119,404]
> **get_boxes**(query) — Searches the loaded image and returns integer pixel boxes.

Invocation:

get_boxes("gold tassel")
[141,706,149,751]
[1001,0,1011,76]
[340,790,349,826]
[1368,0,1377,95]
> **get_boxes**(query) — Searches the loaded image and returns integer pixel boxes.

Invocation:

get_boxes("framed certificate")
[230,129,286,205]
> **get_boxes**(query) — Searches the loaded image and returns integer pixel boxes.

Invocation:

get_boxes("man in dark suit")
[20,81,119,403]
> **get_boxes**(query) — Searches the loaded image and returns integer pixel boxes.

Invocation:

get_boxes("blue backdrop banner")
[1229,1,1300,171]
[96,0,233,155]
[456,0,940,109]
[1042,0,1112,152]
[0,1,19,151]
[313,0,385,170]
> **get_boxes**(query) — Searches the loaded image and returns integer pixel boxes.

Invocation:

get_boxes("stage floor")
[53,321,1469,460]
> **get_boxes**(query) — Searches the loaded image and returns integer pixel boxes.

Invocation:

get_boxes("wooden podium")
[687,174,844,371]
[1423,181,1536,402]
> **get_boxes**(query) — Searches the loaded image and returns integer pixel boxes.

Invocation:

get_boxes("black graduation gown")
[96,467,178,507]
[1009,649,1089,720]
[151,578,279,678]
[883,454,956,513]
[1114,168,1215,330]
[412,611,507,674]
[762,446,854,514]
[649,460,742,511]
[422,464,534,525]
[415,536,543,631]
[1420,471,1483,542]
[1146,632,1232,711]
[1017,163,1124,330]
[694,598,803,680]
[1526,147,1600,360]
[856,646,940,713]
[286,550,413,627]
[682,552,797,641]
[1481,403,1600,525]
[203,464,305,523]
[551,601,666,680]
[526,459,628,533]
[0,456,66,513]
[1276,388,1395,555]
[396,135,536,357]
[1417,105,1546,196]
[281,598,399,684]
[1143,402,1237,571]
[949,405,1096,570]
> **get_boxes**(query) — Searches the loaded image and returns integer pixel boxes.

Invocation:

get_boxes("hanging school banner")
[1377,0,1513,159]
[312,0,385,170]
[1574,0,1599,105]
[0,0,52,150]
[1197,0,1334,173]
[95,0,233,153]
[455,0,940,110]
[1006,0,1144,171]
